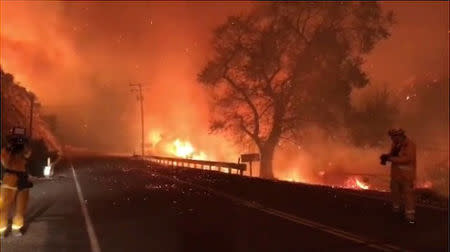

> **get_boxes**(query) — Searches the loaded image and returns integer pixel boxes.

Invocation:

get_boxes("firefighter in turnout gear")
[380,128,417,224]
[0,127,33,235]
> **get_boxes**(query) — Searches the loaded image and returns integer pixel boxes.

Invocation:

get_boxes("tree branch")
[262,65,281,99]
[236,113,262,148]
[259,99,273,119]
[223,75,260,140]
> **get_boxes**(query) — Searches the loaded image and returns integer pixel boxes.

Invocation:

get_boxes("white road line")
[158,174,410,252]
[71,164,101,252]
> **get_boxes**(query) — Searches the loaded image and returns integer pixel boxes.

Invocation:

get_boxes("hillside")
[1,68,61,166]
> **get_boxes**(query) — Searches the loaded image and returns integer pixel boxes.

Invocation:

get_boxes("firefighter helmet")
[388,128,405,137]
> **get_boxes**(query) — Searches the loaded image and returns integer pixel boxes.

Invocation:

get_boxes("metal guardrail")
[145,155,247,175]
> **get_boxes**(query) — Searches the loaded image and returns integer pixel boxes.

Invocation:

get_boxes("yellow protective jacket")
[389,138,416,182]
[1,147,31,189]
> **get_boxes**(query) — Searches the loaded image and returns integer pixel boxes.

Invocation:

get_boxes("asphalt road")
[1,156,448,252]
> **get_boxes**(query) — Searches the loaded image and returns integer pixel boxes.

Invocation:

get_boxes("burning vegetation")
[147,130,211,161]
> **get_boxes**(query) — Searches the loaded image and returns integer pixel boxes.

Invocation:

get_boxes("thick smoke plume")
[1,2,251,157]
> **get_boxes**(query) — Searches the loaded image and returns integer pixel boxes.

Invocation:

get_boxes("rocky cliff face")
[1,68,61,153]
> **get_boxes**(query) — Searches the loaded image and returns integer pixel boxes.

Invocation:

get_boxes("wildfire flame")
[171,139,194,157]
[286,176,300,182]
[147,130,209,161]
[279,168,309,183]
[343,176,370,190]
[355,179,369,190]
[192,151,207,160]
[149,131,162,147]
[166,138,208,160]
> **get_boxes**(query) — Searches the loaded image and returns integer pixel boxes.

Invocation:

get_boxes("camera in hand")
[6,136,28,154]
[6,127,29,155]
[380,145,401,166]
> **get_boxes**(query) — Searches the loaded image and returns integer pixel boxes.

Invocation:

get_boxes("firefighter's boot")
[405,210,415,225]
[12,189,29,233]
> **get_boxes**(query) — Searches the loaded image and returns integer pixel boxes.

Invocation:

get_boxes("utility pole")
[130,83,145,158]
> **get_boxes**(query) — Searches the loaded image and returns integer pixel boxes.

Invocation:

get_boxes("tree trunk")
[259,144,275,179]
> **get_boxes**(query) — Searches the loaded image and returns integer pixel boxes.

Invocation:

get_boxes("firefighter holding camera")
[0,127,33,236]
[380,128,417,224]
